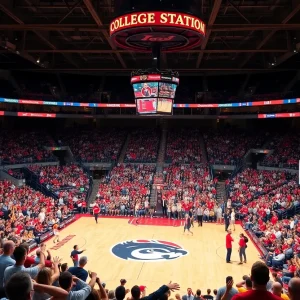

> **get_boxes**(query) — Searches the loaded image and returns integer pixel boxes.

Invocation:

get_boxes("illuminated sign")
[0,97,299,109]
[109,11,205,52]
[0,110,300,119]
[110,12,205,35]
[17,112,56,118]
[130,74,179,84]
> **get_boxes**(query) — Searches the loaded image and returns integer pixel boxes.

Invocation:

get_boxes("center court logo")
[111,239,188,262]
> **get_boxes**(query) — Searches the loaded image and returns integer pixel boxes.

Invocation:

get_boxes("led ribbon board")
[109,11,206,52]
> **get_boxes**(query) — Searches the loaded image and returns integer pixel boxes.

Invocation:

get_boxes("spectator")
[182,288,194,300]
[238,234,247,265]
[131,282,180,300]
[4,272,68,300]
[216,276,238,300]
[32,256,62,300]
[271,282,289,300]
[0,241,15,289]
[236,278,252,293]
[116,285,127,300]
[86,277,108,300]
[194,289,203,300]
[4,245,45,284]
[203,289,214,300]
[232,261,281,299]
[288,278,300,300]
[68,256,89,281]
[59,271,97,299]
[108,290,115,299]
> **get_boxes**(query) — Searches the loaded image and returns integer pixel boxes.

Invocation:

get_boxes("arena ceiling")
[0,0,300,75]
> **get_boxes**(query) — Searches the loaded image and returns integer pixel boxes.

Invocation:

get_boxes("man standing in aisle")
[226,229,234,263]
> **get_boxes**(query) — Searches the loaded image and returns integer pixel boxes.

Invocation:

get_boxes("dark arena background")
[0,0,300,299]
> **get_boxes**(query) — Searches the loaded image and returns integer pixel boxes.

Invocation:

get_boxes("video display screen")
[133,82,158,98]
[136,98,157,114]
[158,82,177,98]
[157,98,173,114]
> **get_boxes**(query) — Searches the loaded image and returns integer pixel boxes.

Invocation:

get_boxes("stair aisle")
[117,133,130,164]
[216,181,226,203]
[87,179,101,206]
[157,129,167,166]
[199,133,208,164]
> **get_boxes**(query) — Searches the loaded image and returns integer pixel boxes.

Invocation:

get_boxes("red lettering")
[140,35,176,42]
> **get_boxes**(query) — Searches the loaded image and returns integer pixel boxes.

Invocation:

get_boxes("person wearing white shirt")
[290,219,295,230]
[58,197,64,206]
[271,250,285,268]
[38,209,45,223]
[275,230,282,240]
[230,210,235,231]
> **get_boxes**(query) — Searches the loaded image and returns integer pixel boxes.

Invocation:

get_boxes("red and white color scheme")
[109,11,206,52]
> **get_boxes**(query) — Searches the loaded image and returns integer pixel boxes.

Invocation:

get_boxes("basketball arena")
[0,1,300,300]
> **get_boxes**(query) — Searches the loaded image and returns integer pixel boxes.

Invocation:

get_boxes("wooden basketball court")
[43,217,260,294]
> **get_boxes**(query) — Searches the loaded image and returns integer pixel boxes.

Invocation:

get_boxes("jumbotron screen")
[131,73,179,115]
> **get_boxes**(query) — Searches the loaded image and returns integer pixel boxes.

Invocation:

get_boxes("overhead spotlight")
[271,62,275,66]
[36,57,40,63]
[153,57,157,60]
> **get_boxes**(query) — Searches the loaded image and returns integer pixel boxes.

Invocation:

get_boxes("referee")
[93,204,100,224]
[196,206,203,227]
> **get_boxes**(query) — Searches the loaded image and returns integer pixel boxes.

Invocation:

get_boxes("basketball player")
[188,208,194,228]
[183,214,193,235]
[53,224,60,243]
[141,83,151,97]
[93,204,100,224]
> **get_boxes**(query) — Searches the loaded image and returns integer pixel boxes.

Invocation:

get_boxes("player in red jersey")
[93,204,100,224]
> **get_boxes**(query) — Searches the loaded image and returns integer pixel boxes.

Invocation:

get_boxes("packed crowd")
[0,180,73,246]
[227,168,296,205]
[160,164,218,219]
[1,242,300,300]
[226,168,300,284]
[92,164,155,216]
[5,169,25,179]
[204,130,266,165]
[165,130,203,163]
[29,164,90,203]
[261,133,300,169]
[0,131,56,165]
[124,129,159,163]
[58,129,127,163]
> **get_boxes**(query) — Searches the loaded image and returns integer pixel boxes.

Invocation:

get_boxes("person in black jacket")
[224,209,230,232]
[131,282,180,300]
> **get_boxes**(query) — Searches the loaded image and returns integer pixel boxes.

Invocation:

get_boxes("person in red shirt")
[226,229,234,263]
[271,213,278,226]
[232,261,281,300]
[238,233,247,265]
[93,204,100,224]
